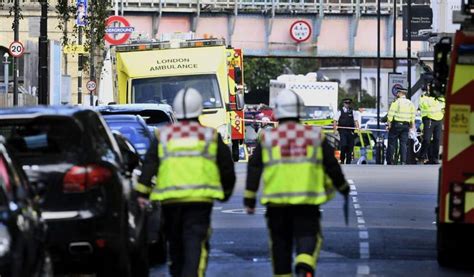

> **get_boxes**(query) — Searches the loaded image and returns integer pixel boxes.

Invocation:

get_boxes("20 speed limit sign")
[9,41,25,58]
[86,80,97,92]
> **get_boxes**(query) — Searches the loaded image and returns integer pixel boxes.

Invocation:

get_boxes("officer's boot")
[295,264,314,277]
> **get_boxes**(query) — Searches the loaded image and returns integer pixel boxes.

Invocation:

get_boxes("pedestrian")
[333,98,360,164]
[418,87,445,164]
[244,89,349,277]
[135,88,236,277]
[386,88,416,165]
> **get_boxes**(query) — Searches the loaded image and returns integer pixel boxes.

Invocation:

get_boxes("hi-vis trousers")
[162,203,212,277]
[266,205,323,277]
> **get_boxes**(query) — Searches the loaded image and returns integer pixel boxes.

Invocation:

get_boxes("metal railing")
[10,0,428,14]
[108,0,430,14]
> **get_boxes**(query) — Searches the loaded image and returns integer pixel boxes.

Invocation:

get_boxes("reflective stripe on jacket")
[150,121,223,202]
[419,95,445,121]
[260,122,335,205]
[388,98,416,123]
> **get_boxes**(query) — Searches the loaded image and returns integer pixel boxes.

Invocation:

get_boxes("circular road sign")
[290,20,312,43]
[105,16,135,45]
[9,41,25,58]
[86,80,97,92]
[391,83,403,97]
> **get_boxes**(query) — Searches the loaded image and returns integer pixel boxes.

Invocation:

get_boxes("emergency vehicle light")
[115,39,224,52]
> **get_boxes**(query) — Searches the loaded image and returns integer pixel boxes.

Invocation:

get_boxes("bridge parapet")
[107,0,429,14]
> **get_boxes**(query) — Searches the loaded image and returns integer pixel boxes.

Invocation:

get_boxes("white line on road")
[348,179,371,275]
[357,265,370,275]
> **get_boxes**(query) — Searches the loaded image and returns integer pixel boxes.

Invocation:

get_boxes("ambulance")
[99,33,245,160]
[435,0,474,267]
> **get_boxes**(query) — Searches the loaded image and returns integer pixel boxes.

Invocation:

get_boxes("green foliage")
[244,57,320,93]
[338,87,376,109]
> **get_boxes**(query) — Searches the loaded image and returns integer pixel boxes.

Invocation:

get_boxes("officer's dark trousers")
[339,130,355,164]
[386,122,410,164]
[419,117,442,163]
[266,205,322,276]
[162,203,212,277]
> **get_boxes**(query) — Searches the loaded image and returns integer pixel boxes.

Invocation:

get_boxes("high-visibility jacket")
[148,121,224,202]
[387,97,416,123]
[419,95,445,121]
[260,122,335,205]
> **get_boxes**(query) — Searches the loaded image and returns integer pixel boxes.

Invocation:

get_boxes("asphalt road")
[151,164,474,277]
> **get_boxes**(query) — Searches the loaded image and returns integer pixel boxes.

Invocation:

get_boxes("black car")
[0,106,147,276]
[0,137,52,277]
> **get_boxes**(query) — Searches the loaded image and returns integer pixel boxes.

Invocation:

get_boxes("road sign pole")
[89,0,95,106]
[38,0,49,105]
[13,0,19,106]
[78,26,83,104]
[407,0,412,99]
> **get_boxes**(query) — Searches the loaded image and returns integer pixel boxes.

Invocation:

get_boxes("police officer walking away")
[418,88,445,164]
[244,89,349,277]
[386,88,416,165]
[135,88,236,277]
[333,98,360,164]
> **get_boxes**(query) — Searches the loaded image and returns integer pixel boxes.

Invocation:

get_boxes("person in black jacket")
[333,98,360,164]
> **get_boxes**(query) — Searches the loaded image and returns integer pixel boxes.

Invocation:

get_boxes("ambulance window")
[132,75,222,109]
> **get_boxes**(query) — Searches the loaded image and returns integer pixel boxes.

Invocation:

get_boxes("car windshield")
[0,117,83,164]
[303,106,334,120]
[105,121,151,157]
[132,74,222,109]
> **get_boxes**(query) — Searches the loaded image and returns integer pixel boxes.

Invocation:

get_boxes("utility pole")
[393,0,397,72]
[13,0,20,106]
[78,26,83,104]
[407,0,412,99]
[38,0,49,105]
[376,0,381,164]
[89,0,95,106]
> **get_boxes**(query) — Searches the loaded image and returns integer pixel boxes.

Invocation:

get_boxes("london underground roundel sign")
[104,16,135,45]
[290,20,312,43]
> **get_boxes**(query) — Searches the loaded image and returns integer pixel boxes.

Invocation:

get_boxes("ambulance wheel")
[232,141,239,162]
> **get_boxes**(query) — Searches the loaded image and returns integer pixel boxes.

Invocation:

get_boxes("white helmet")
[274,89,305,119]
[173,87,203,119]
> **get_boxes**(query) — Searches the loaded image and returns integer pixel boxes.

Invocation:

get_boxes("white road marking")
[348,179,371,275]
[359,231,369,239]
[213,207,223,210]
[357,265,370,275]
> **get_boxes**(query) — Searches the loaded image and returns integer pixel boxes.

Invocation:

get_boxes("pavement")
[151,164,474,277]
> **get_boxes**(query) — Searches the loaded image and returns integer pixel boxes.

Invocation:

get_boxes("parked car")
[97,103,176,128]
[0,138,52,277]
[0,106,146,276]
[103,115,153,159]
[101,117,167,265]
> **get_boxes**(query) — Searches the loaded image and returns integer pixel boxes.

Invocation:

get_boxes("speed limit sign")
[86,80,97,92]
[9,41,25,58]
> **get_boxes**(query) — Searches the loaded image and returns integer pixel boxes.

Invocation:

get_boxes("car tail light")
[63,165,112,193]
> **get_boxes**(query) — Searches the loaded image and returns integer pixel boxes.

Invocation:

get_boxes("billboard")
[76,0,88,27]
[388,73,408,107]
[403,5,433,41]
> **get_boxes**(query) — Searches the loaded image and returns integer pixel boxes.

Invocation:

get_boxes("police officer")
[386,88,416,165]
[333,98,360,164]
[244,89,349,277]
[135,88,236,277]
[418,89,445,164]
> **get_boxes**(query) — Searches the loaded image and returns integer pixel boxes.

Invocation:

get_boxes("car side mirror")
[113,132,141,174]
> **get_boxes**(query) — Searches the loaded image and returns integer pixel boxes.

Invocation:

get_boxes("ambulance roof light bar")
[115,38,226,52]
